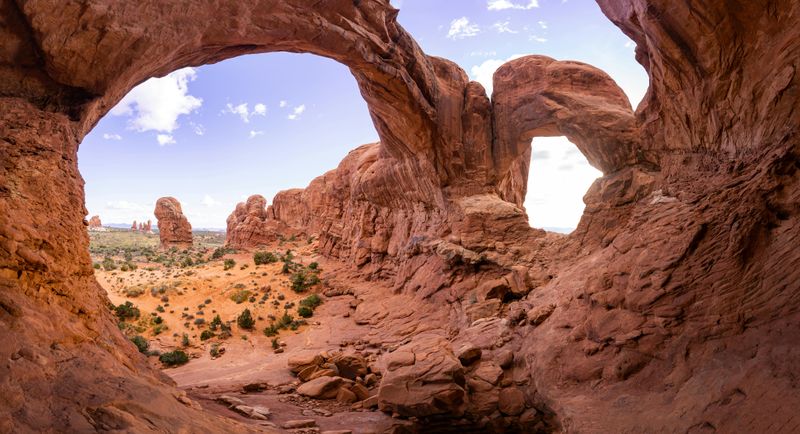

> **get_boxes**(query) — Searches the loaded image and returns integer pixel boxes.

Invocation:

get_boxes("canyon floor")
[91,230,410,433]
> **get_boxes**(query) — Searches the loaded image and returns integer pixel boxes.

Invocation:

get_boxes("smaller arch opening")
[524,137,602,233]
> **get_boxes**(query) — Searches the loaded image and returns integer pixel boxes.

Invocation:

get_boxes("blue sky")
[79,0,647,230]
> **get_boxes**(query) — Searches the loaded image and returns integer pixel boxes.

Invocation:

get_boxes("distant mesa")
[154,197,192,249]
[87,215,106,232]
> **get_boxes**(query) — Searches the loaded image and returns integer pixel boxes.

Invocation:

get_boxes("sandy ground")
[94,234,398,432]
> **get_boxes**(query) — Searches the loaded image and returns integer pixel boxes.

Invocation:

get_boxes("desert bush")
[123,287,144,298]
[237,309,255,330]
[223,259,236,270]
[210,344,221,357]
[209,314,222,331]
[263,324,279,337]
[253,251,278,265]
[308,262,319,270]
[102,256,117,271]
[115,301,140,320]
[93,262,101,269]
[271,338,280,349]
[159,350,189,366]
[130,335,148,353]
[300,293,323,309]
[200,330,215,341]
[193,318,205,326]
[181,333,190,347]
[152,323,168,335]
[230,289,251,304]
[290,268,320,293]
[297,306,313,318]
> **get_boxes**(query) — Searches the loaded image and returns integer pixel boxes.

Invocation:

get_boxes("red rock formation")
[130,220,137,231]
[154,197,192,249]
[144,219,153,234]
[87,215,103,231]
[225,195,294,249]
[1,0,798,432]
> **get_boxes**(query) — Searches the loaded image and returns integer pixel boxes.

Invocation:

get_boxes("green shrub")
[152,323,168,335]
[211,247,234,259]
[209,314,222,331]
[278,312,293,328]
[308,262,319,270]
[271,338,280,349]
[290,269,320,293]
[237,309,255,330]
[102,256,117,271]
[130,335,148,353]
[263,324,279,337]
[253,251,278,265]
[223,259,236,270]
[297,306,313,318]
[210,344,221,357]
[200,330,215,341]
[115,301,140,320]
[230,289,251,304]
[93,262,101,269]
[159,350,189,366]
[181,333,190,347]
[300,293,323,309]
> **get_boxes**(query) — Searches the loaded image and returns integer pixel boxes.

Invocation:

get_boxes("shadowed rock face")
[1,0,799,432]
[154,197,192,249]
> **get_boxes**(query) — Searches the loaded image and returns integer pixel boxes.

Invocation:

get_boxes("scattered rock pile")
[289,351,379,408]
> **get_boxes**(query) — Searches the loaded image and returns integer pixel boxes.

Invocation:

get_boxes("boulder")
[296,376,345,400]
[456,344,482,366]
[498,387,525,416]
[378,334,467,417]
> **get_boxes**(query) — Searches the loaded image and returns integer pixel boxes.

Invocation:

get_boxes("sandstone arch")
[491,55,641,207]
[2,0,800,432]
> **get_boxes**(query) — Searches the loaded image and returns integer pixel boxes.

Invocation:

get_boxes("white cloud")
[287,104,306,120]
[279,100,288,108]
[447,17,480,40]
[102,133,122,140]
[191,122,206,136]
[253,103,267,116]
[201,194,220,207]
[156,134,175,146]
[110,68,202,133]
[488,0,539,10]
[470,54,524,96]
[530,35,548,43]
[492,21,518,34]
[538,20,548,29]
[224,102,267,123]
[249,130,264,138]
